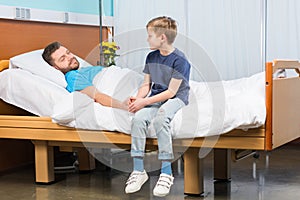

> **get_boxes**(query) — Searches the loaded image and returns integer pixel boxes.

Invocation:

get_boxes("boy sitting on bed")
[125,16,191,197]
[42,41,127,110]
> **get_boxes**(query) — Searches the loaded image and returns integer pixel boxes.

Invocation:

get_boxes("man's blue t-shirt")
[143,48,191,105]
[65,66,104,92]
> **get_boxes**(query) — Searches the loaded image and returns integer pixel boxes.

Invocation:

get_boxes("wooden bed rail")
[265,62,273,150]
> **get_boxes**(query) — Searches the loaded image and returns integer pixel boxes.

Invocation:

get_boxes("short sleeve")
[65,70,93,92]
[172,58,190,81]
[143,54,151,74]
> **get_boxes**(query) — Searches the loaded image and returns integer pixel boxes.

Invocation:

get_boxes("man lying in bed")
[42,41,127,110]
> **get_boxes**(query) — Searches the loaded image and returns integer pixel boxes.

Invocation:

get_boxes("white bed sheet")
[0,66,266,138]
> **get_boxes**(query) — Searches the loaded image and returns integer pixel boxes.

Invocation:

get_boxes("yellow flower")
[100,41,120,67]
[103,49,111,54]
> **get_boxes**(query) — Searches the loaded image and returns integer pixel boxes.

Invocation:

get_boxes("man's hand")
[119,99,129,110]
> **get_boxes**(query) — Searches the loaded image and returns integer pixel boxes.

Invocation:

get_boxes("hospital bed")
[1,18,300,196]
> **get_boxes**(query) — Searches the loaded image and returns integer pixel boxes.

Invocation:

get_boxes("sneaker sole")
[153,191,169,197]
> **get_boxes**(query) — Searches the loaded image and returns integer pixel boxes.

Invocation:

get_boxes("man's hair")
[146,16,177,44]
[42,41,61,66]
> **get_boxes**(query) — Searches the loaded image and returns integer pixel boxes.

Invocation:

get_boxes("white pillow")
[9,49,92,88]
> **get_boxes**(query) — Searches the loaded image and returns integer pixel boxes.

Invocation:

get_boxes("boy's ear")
[161,33,167,42]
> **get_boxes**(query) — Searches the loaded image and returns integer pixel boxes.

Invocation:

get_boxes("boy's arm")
[147,78,182,104]
[136,74,151,98]
[129,74,151,103]
[80,86,128,110]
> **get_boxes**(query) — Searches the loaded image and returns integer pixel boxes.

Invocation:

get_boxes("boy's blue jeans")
[130,98,185,160]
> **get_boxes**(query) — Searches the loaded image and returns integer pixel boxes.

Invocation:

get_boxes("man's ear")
[52,64,59,70]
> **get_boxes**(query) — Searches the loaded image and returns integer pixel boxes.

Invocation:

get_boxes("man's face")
[51,46,79,73]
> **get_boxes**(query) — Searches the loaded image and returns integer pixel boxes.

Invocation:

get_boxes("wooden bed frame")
[1,18,300,196]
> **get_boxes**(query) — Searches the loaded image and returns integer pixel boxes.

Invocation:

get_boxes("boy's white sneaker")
[153,173,174,197]
[125,170,148,194]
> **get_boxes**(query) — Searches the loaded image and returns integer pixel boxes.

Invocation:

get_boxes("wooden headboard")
[0,18,107,62]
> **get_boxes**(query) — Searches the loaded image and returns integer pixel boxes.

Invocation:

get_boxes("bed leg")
[183,147,204,196]
[214,149,231,181]
[32,140,55,183]
[77,148,96,171]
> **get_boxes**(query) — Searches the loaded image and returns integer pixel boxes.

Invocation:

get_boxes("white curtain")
[186,0,263,80]
[266,0,300,77]
[267,0,300,60]
[114,0,264,81]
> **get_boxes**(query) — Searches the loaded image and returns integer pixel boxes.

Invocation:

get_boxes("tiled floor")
[0,144,300,200]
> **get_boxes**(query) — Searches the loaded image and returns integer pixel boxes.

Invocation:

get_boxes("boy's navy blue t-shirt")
[143,48,191,105]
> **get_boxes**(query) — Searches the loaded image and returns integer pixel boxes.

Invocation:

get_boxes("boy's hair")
[146,16,177,44]
[42,41,61,66]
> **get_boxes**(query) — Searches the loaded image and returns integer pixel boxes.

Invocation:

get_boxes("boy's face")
[51,46,79,73]
[147,28,163,50]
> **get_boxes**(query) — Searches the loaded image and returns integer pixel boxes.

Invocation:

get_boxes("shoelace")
[156,174,174,188]
[126,172,142,185]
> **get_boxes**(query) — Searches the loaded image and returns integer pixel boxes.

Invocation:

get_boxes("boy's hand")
[129,96,137,104]
[128,98,148,113]
[124,96,135,107]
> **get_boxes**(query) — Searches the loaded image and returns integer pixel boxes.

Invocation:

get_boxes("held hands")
[125,96,136,107]
[129,96,137,104]
[128,96,148,113]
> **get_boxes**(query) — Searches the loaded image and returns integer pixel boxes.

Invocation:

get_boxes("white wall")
[0,0,114,26]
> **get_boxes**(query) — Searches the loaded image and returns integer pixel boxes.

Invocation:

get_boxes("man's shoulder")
[65,69,78,76]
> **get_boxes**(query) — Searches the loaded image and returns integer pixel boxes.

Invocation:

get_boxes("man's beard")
[70,57,80,70]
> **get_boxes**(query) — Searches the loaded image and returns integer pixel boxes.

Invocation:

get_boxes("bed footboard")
[266,60,300,149]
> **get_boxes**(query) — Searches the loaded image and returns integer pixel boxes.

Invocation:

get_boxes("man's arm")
[80,86,127,110]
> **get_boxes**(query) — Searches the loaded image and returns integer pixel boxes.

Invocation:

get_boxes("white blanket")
[0,69,68,116]
[52,66,266,138]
